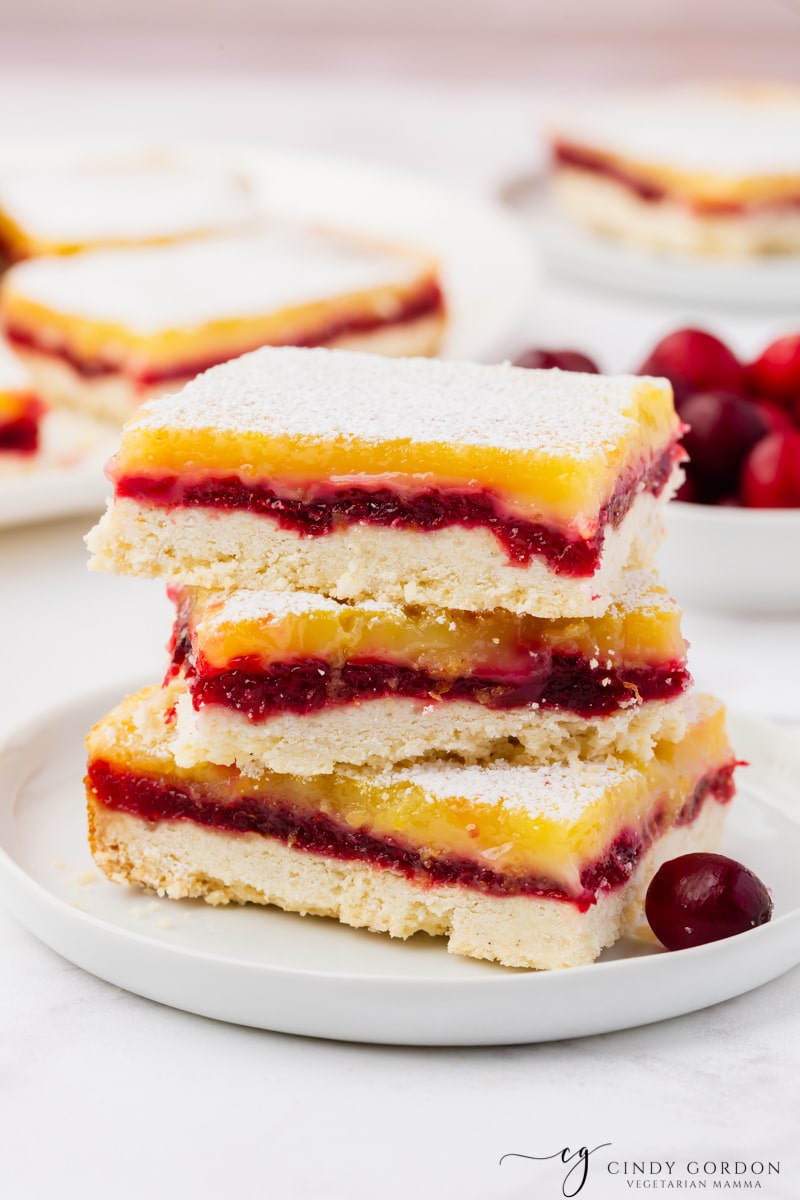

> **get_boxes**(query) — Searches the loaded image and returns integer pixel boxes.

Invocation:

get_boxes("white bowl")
[662,501,800,613]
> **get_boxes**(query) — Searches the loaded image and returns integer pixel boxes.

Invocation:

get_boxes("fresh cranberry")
[646,853,772,951]
[747,334,800,404]
[514,348,600,374]
[752,397,795,435]
[679,390,767,496]
[740,430,800,508]
[639,328,745,394]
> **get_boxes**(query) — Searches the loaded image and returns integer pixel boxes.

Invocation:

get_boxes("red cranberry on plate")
[740,430,800,508]
[646,853,773,952]
[514,347,600,374]
[679,390,768,496]
[639,328,745,395]
[747,334,800,404]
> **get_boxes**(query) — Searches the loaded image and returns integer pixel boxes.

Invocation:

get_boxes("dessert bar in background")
[86,348,682,615]
[548,82,800,256]
[0,338,41,456]
[166,572,691,774]
[2,228,445,421]
[86,686,735,970]
[0,155,256,261]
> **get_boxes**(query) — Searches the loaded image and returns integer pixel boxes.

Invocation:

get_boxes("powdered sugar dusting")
[128,347,666,458]
[385,757,636,824]
[552,82,800,178]
[614,569,678,616]
[7,226,430,332]
[0,159,256,248]
[196,570,673,632]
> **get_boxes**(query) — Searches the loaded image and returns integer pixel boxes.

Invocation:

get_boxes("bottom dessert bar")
[86,686,736,970]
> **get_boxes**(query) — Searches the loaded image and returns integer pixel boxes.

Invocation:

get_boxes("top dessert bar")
[87,348,681,616]
[0,157,256,259]
[549,83,800,254]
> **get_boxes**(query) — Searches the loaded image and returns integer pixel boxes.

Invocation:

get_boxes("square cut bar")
[2,227,445,421]
[86,685,736,970]
[549,83,800,256]
[86,348,682,617]
[0,156,256,260]
[167,570,691,774]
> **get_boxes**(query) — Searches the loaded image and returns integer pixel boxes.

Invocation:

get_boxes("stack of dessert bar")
[85,348,736,969]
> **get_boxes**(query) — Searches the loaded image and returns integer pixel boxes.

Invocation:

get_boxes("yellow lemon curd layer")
[0,389,30,421]
[106,349,679,527]
[87,685,731,896]
[180,572,686,676]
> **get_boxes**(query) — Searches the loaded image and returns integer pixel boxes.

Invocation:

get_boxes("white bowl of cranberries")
[515,329,800,612]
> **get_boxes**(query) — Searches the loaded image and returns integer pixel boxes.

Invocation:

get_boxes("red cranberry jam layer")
[87,349,681,612]
[550,83,800,217]
[169,573,690,723]
[1,226,445,387]
[87,685,735,919]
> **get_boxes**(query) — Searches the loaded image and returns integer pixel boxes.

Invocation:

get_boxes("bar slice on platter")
[549,82,800,256]
[0,156,256,261]
[167,571,691,774]
[2,228,445,421]
[87,348,682,617]
[86,684,736,970]
[0,339,41,456]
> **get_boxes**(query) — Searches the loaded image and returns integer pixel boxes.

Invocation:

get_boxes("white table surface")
[0,50,798,1199]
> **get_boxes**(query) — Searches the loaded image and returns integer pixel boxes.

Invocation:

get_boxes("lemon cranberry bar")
[0,339,41,456]
[167,571,691,774]
[87,348,682,617]
[0,156,255,261]
[1,228,444,421]
[86,685,735,969]
[550,83,800,255]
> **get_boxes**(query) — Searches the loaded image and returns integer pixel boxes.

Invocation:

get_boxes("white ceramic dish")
[0,682,797,1046]
[0,143,534,529]
[502,172,800,310]
[663,502,800,614]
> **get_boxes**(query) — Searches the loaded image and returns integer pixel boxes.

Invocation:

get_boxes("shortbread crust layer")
[88,797,728,969]
[553,168,800,256]
[86,686,735,969]
[87,487,670,617]
[171,690,690,775]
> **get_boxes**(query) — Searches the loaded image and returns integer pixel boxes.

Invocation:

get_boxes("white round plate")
[663,501,800,614]
[0,683,798,1046]
[503,172,800,310]
[0,143,534,529]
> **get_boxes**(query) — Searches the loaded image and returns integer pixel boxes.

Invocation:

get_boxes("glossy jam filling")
[87,760,736,911]
[170,632,690,720]
[118,444,679,575]
[5,281,444,386]
[553,142,800,216]
[0,398,41,454]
